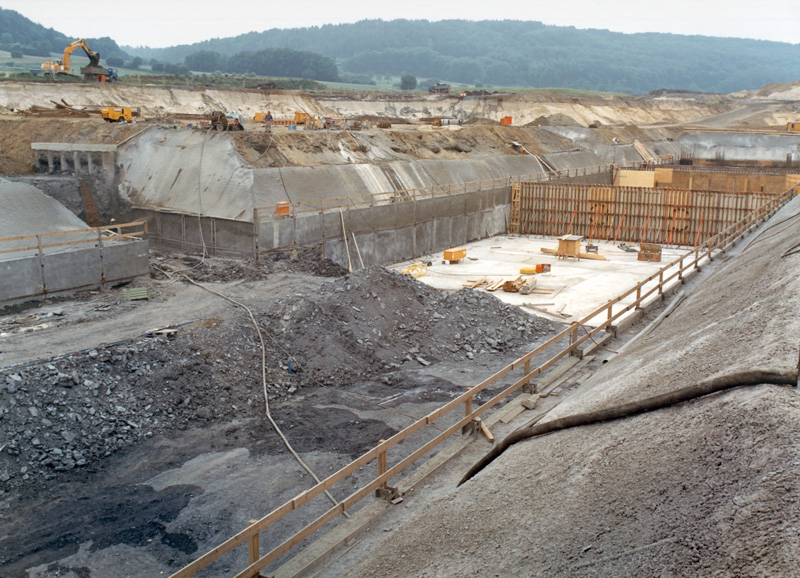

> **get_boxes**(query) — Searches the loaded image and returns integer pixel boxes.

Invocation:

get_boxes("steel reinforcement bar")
[173,186,795,578]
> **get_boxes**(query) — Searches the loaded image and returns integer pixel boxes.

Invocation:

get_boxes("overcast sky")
[3,0,798,47]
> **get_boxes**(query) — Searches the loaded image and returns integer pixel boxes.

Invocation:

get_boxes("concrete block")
[43,247,102,292]
[158,213,184,249]
[493,187,512,207]
[0,257,42,301]
[102,241,149,282]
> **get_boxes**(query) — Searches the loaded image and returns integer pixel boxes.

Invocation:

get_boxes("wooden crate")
[638,242,662,262]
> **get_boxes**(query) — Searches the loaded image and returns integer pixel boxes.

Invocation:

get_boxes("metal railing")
[173,186,795,578]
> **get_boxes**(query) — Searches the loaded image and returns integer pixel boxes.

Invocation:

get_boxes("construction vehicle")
[41,39,118,82]
[788,122,800,133]
[100,107,134,122]
[209,111,245,131]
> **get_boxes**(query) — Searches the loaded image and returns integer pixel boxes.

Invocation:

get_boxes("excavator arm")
[62,39,101,71]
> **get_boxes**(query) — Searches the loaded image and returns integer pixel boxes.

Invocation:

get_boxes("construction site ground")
[2,80,800,578]
[392,235,689,324]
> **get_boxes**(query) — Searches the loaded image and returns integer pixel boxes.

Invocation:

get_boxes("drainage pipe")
[459,368,799,486]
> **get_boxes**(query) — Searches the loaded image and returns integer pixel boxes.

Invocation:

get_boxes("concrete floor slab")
[391,234,691,326]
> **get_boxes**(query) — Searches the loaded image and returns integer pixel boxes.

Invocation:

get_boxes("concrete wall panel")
[434,195,452,217]
[258,221,276,251]
[351,232,372,267]
[323,211,345,240]
[0,257,42,301]
[214,220,255,257]
[367,204,399,232]
[374,230,398,265]
[451,215,468,246]
[467,212,483,241]
[43,247,102,292]
[276,217,296,248]
[414,199,436,223]
[293,214,324,247]
[465,191,481,214]
[323,237,347,268]
[394,204,416,230]
[414,219,434,257]
[393,226,415,261]
[434,216,452,249]
[103,241,150,282]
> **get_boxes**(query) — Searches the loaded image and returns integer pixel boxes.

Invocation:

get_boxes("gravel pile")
[262,267,556,383]
[0,266,556,493]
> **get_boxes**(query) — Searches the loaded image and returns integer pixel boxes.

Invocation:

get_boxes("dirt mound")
[525,113,582,127]
[262,267,556,383]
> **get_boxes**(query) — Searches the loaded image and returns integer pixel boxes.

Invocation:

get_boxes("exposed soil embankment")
[0,117,143,175]
[318,91,735,128]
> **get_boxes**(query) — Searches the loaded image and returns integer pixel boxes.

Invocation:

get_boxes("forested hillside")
[184,47,340,81]
[0,8,129,60]
[3,6,799,93]
[129,19,800,93]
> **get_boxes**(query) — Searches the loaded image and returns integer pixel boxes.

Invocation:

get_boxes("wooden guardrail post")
[247,520,260,569]
[658,271,664,296]
[378,440,387,489]
[522,358,534,393]
[463,397,474,434]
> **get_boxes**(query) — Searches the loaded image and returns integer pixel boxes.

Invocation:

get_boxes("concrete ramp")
[0,180,149,304]
[0,179,94,258]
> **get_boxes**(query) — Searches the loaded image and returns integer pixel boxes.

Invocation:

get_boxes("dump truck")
[41,39,117,82]
[209,111,245,131]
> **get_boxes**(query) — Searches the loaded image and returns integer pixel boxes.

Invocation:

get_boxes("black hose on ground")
[458,368,799,487]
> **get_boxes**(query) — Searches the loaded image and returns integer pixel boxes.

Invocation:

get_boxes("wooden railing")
[173,186,794,578]
[252,160,668,222]
[0,221,148,257]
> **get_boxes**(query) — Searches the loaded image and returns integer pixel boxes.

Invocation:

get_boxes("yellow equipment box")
[444,248,466,263]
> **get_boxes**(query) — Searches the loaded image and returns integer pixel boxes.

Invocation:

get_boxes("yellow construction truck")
[100,107,135,122]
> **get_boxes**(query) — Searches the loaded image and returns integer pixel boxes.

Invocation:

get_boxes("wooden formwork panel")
[511,183,778,246]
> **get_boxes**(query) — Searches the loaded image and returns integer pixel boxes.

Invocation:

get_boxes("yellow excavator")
[41,39,118,82]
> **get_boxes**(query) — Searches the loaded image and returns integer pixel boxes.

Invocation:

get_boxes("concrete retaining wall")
[135,209,256,257]
[258,186,511,267]
[0,240,149,304]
